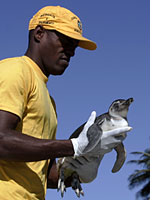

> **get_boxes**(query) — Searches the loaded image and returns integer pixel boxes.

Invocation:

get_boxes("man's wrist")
[70,138,78,157]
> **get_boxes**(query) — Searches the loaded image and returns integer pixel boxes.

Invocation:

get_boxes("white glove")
[87,125,132,156]
[71,111,102,157]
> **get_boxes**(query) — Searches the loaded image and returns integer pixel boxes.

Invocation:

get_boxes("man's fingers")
[84,111,96,130]
[103,126,133,137]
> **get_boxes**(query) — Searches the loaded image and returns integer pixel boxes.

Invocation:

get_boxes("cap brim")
[78,39,97,50]
[55,29,97,50]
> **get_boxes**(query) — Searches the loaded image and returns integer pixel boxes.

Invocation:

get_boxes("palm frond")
[136,182,150,200]
[128,170,150,189]
[128,148,150,200]
[128,150,150,169]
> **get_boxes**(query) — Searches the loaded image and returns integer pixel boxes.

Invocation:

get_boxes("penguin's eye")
[114,103,119,109]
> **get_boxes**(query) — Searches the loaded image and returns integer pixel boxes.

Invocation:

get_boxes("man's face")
[39,30,79,76]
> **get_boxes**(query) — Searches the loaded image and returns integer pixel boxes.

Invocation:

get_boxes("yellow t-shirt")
[0,56,57,200]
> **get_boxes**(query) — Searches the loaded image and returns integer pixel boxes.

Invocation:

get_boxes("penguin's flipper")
[82,123,103,154]
[112,142,126,173]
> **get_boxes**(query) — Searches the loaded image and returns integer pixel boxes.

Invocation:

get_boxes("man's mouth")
[61,56,70,63]
[59,57,70,68]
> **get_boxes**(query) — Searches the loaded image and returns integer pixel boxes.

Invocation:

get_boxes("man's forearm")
[47,159,59,189]
[0,129,74,162]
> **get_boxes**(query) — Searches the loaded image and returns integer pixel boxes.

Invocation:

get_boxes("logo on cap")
[77,20,82,31]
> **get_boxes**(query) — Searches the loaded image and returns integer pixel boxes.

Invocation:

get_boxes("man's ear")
[33,25,45,43]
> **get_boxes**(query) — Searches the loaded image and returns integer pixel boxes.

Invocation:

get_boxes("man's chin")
[49,62,69,76]
[51,68,67,76]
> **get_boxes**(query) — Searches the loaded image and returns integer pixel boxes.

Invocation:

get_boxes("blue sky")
[0,0,150,200]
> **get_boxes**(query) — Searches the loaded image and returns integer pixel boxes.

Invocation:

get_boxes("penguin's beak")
[124,98,134,106]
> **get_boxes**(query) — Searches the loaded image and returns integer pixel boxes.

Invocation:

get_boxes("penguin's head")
[109,98,134,119]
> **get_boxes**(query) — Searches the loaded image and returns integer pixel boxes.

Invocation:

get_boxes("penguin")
[57,98,134,197]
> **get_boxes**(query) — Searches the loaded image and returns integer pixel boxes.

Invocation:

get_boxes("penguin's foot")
[57,170,66,197]
[71,172,84,198]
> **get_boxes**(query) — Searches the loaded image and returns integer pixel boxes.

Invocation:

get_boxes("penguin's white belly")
[100,118,128,132]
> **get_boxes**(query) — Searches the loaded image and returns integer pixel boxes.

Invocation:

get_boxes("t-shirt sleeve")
[0,64,27,119]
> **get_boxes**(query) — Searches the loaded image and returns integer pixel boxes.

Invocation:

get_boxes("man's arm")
[0,110,74,162]
[47,159,59,188]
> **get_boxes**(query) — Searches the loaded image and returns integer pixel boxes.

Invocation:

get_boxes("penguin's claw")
[57,178,66,197]
[71,173,84,198]
[57,170,66,197]
[75,188,84,197]
[57,170,84,198]
[75,188,80,197]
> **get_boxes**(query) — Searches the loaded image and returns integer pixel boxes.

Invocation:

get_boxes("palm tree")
[127,148,150,200]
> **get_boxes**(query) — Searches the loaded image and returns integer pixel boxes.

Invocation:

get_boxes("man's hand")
[71,111,102,157]
[87,125,132,156]
[70,110,132,157]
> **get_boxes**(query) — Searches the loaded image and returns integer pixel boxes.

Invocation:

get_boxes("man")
[0,6,131,200]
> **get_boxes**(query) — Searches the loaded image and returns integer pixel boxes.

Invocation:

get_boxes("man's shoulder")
[0,57,35,91]
[0,57,23,71]
[0,56,22,65]
[0,56,32,76]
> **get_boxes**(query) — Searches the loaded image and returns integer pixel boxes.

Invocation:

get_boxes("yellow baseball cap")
[29,6,97,50]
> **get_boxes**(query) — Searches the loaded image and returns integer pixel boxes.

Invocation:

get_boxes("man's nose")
[65,47,76,57]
